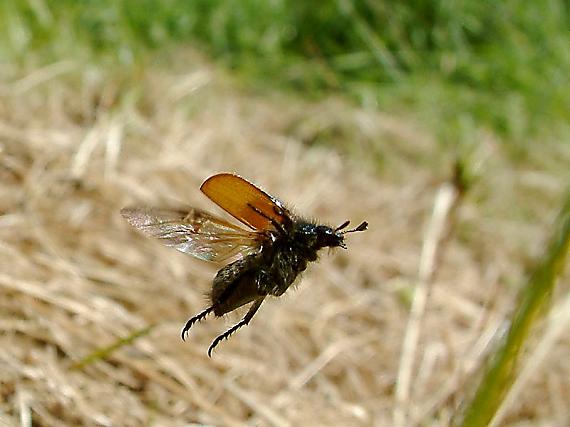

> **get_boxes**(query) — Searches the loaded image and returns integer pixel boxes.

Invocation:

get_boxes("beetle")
[121,173,367,356]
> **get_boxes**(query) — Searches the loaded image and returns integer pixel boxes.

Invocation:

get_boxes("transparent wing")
[120,207,262,262]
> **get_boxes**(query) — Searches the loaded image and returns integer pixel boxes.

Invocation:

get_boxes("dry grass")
[1,57,569,426]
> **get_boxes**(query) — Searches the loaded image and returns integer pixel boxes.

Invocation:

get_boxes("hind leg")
[181,305,215,341]
[207,297,265,357]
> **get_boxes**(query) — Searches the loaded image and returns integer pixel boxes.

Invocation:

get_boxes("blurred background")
[0,1,568,426]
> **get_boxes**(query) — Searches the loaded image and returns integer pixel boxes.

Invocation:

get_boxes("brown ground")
[1,56,569,426]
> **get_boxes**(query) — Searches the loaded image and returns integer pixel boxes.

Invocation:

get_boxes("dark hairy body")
[183,214,365,355]
[122,173,367,356]
[212,220,329,315]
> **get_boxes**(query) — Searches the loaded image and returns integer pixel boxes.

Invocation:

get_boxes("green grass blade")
[70,324,156,371]
[459,191,570,426]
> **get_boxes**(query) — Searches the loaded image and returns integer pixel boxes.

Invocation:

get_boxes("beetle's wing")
[121,207,262,262]
[200,173,292,231]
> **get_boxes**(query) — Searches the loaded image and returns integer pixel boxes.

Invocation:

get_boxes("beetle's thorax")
[287,220,345,253]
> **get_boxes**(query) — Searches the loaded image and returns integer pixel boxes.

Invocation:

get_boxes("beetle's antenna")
[342,221,368,234]
[335,220,351,232]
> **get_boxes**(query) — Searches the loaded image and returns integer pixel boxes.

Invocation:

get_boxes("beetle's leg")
[207,297,265,357]
[181,306,214,341]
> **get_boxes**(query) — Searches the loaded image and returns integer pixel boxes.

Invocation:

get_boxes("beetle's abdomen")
[210,254,264,316]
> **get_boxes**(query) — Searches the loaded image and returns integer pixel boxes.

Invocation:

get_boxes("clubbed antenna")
[335,220,351,232]
[336,220,368,234]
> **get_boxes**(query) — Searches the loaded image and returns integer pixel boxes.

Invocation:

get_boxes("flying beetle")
[121,173,368,356]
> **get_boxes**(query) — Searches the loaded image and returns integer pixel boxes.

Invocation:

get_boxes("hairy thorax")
[261,223,321,295]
